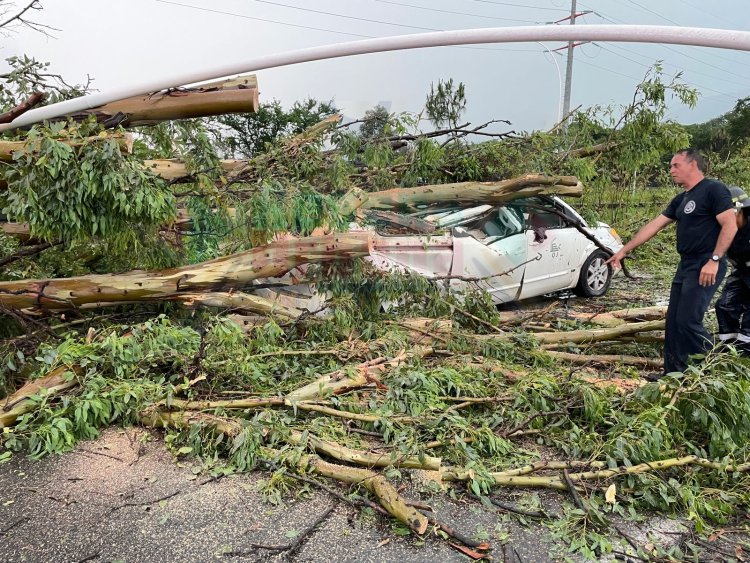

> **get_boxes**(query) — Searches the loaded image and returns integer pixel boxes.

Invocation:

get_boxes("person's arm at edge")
[698,208,738,287]
[605,214,674,270]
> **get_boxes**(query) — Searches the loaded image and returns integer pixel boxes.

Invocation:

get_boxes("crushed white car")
[367,195,622,304]
[258,195,623,310]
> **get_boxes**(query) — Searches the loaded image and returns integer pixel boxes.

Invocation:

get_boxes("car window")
[510,197,571,230]
[464,206,525,240]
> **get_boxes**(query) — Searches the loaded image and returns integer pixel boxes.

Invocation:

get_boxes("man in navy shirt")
[607,149,737,375]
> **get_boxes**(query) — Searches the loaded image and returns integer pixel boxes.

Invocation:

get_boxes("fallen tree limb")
[563,306,667,328]
[338,174,583,215]
[0,232,373,310]
[0,131,132,162]
[477,320,666,346]
[566,455,750,481]
[303,454,429,534]
[0,240,61,268]
[288,430,441,470]
[170,292,302,319]
[137,409,429,534]
[0,365,82,428]
[164,397,286,410]
[545,350,663,369]
[0,91,45,124]
[143,159,244,183]
[285,348,419,403]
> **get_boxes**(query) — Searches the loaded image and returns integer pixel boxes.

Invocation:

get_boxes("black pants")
[664,255,726,374]
[715,269,750,348]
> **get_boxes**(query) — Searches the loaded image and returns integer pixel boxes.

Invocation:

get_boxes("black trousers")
[664,255,726,374]
[715,269,750,347]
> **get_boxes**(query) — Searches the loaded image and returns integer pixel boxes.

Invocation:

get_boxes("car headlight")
[609,227,622,244]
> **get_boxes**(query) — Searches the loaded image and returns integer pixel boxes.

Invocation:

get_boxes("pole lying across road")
[3,24,750,132]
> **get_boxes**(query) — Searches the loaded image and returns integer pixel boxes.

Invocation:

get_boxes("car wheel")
[575,250,612,297]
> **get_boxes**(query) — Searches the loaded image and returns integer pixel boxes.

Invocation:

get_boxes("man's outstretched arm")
[606,214,674,270]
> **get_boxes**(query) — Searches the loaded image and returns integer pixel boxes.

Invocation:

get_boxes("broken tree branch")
[338,174,583,215]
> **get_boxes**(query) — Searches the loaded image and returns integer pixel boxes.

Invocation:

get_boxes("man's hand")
[699,260,719,287]
[606,249,626,271]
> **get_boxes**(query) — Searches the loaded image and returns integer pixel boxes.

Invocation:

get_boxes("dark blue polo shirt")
[662,178,733,257]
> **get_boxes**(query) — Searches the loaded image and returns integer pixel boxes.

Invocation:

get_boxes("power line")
[253,0,439,32]
[602,42,750,90]
[155,0,539,52]
[374,0,540,24]
[676,0,737,27]
[594,43,738,100]
[583,6,750,80]
[463,0,568,12]
[620,0,681,26]
[575,57,643,81]
[154,0,370,37]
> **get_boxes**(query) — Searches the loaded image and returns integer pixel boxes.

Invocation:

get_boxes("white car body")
[367,196,623,305]
[256,196,623,311]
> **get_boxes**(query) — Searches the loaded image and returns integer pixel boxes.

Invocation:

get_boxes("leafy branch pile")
[1,303,749,558]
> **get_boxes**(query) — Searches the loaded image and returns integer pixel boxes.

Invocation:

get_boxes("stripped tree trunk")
[0,232,373,310]
[339,174,583,214]
[64,75,259,127]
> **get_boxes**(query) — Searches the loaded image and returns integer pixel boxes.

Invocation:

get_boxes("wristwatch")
[711,254,721,262]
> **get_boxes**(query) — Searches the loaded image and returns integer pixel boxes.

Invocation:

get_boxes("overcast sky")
[5,0,750,133]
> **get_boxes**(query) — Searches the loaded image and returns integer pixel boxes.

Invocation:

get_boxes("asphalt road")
[2,428,746,562]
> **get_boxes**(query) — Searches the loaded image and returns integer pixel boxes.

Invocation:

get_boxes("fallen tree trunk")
[64,75,259,127]
[0,232,373,310]
[339,174,583,214]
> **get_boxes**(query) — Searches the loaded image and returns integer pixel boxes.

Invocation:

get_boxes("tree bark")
[556,306,667,328]
[339,174,583,214]
[477,320,666,345]
[142,159,244,182]
[545,350,663,369]
[287,430,441,470]
[0,131,132,162]
[0,232,373,310]
[0,365,81,428]
[0,91,45,124]
[170,292,302,319]
[64,75,259,127]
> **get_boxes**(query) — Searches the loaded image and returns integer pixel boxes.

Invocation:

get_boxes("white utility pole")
[5,25,750,131]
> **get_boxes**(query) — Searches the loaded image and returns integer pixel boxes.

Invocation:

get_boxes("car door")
[449,206,528,304]
[515,197,581,299]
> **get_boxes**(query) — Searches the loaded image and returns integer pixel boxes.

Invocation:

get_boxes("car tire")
[574,250,612,297]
